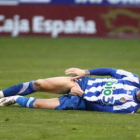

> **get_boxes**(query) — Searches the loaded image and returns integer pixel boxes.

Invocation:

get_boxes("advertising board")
[0,5,140,38]
[1,0,140,5]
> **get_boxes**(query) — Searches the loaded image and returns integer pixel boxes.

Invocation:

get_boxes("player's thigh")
[33,98,60,109]
[34,77,76,94]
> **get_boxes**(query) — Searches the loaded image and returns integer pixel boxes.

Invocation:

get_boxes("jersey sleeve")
[115,69,140,84]
[113,101,140,114]
[87,102,139,114]
[89,68,116,76]
[89,68,139,84]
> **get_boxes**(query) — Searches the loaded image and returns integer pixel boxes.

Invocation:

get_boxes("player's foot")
[0,91,4,98]
[0,96,18,106]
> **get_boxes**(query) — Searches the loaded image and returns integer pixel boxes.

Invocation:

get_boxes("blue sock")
[16,96,37,108]
[2,81,36,97]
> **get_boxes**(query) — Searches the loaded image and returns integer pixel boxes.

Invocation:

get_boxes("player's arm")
[69,82,84,96]
[65,67,139,83]
[113,101,140,114]
[65,67,117,80]
[88,102,139,114]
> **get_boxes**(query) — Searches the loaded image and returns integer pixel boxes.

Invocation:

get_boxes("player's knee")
[33,79,46,91]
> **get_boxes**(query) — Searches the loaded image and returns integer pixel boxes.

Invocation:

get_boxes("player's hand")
[65,68,89,80]
[70,82,84,97]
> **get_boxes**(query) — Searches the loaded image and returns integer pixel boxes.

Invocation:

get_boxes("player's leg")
[0,77,77,98]
[0,81,35,98]
[0,94,86,110]
[33,77,78,94]
[33,98,60,109]
[0,95,60,109]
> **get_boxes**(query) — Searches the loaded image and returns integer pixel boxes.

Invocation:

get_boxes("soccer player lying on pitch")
[0,68,140,114]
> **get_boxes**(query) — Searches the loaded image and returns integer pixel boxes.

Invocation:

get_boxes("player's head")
[136,89,140,102]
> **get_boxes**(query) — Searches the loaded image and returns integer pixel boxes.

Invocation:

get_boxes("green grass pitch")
[0,37,140,140]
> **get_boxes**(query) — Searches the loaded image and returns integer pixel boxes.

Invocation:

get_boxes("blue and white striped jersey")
[80,68,140,114]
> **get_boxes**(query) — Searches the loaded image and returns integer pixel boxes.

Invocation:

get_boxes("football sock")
[16,96,37,108]
[0,81,36,98]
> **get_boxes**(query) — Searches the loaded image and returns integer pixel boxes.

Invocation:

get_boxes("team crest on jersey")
[120,97,127,102]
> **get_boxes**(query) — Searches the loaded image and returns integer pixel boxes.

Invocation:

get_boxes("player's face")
[136,90,140,102]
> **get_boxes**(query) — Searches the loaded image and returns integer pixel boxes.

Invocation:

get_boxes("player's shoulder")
[116,69,139,84]
[116,69,137,77]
